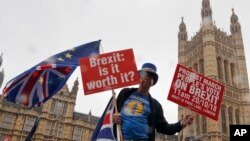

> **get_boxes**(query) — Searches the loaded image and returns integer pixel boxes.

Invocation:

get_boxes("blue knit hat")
[138,63,158,85]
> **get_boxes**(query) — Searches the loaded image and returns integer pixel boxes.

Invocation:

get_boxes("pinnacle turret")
[178,17,187,41]
[70,78,79,96]
[201,0,213,26]
[0,53,4,88]
[230,8,241,34]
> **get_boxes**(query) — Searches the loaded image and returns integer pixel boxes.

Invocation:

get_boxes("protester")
[113,63,194,141]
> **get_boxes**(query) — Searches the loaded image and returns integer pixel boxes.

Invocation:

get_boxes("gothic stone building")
[0,79,99,141]
[178,0,250,141]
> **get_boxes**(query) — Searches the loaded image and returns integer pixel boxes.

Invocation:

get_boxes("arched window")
[228,107,233,124]
[224,60,229,83]
[0,113,15,129]
[56,101,64,116]
[194,63,198,72]
[50,100,55,113]
[73,126,83,141]
[202,116,207,133]
[221,105,227,133]
[51,100,64,116]
[199,59,204,74]
[230,63,236,85]
[63,103,68,115]
[196,115,200,136]
[217,57,223,80]
[235,109,240,124]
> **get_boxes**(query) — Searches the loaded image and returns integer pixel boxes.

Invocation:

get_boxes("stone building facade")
[177,0,250,141]
[0,79,99,141]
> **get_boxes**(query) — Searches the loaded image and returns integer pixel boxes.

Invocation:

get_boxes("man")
[113,63,194,141]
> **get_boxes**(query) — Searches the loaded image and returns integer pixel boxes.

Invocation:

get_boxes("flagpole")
[112,89,123,141]
[100,42,123,141]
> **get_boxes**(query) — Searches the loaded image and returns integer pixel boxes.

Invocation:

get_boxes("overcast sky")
[1,0,250,122]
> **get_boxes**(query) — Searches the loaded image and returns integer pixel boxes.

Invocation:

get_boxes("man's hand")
[113,113,121,124]
[181,115,194,127]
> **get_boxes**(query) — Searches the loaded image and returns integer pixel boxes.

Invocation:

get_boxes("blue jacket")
[116,88,183,141]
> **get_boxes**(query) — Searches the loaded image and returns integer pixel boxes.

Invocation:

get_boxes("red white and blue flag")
[2,40,100,107]
[91,97,116,141]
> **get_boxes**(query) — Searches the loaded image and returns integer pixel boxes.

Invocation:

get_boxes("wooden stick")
[112,89,123,141]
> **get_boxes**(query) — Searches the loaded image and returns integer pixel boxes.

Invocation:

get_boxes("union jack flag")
[91,97,116,141]
[2,40,101,107]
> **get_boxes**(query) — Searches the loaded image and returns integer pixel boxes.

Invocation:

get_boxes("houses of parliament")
[178,0,250,141]
[0,0,250,141]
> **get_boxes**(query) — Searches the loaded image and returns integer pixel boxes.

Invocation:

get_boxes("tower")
[177,0,250,141]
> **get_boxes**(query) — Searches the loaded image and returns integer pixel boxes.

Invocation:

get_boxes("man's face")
[139,71,154,88]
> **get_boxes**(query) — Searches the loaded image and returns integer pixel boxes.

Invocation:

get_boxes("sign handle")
[112,89,123,141]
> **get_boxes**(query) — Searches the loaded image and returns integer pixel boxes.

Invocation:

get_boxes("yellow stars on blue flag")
[56,48,76,62]
[65,52,72,59]
[57,57,64,62]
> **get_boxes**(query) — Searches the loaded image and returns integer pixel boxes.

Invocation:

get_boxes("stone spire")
[201,0,213,26]
[87,110,92,122]
[230,8,241,34]
[0,53,2,67]
[70,77,79,97]
[178,17,188,65]
[178,17,187,41]
[0,53,4,88]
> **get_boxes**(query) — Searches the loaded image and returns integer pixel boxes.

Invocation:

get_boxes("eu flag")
[3,40,101,107]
